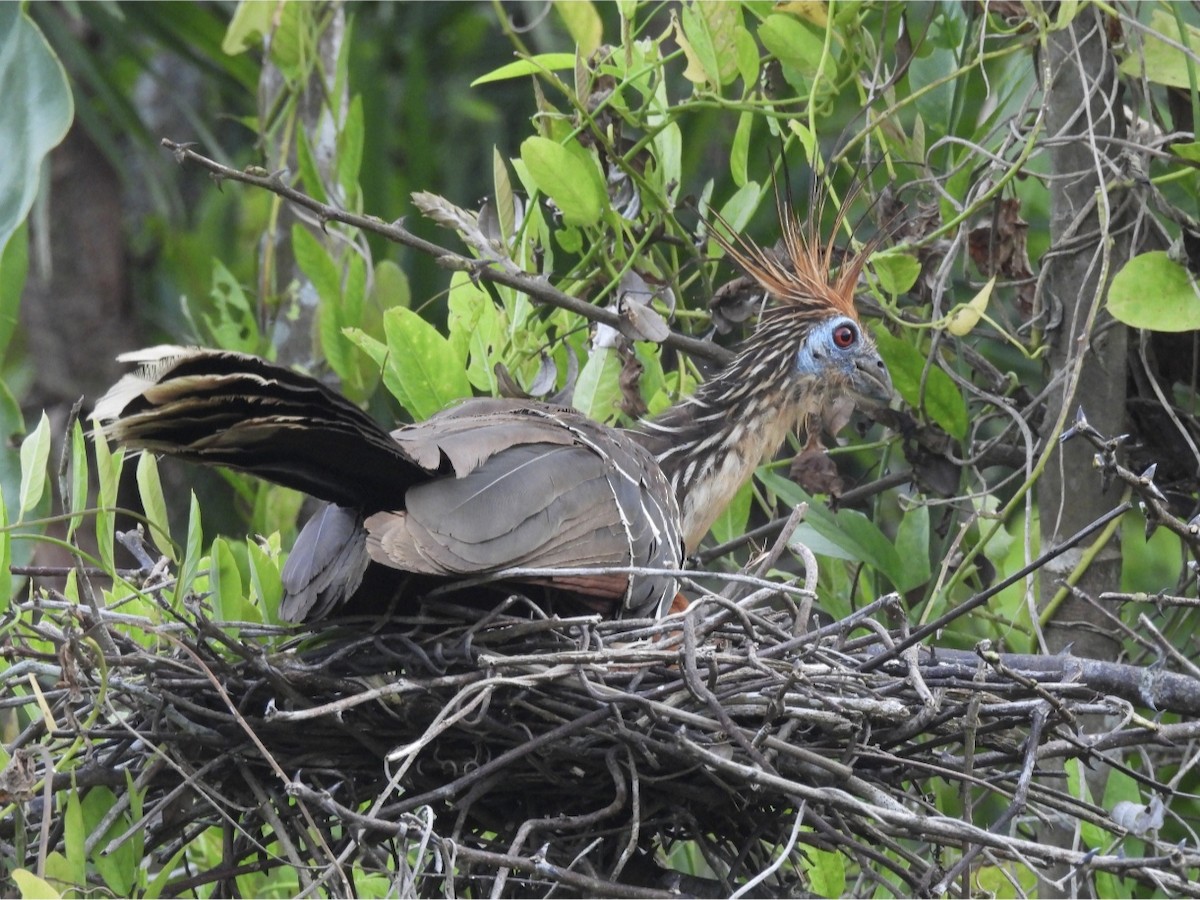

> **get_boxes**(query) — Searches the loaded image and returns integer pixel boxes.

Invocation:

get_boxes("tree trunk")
[1037,7,1131,894]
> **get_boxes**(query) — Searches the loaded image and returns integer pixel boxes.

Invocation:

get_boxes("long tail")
[94,346,416,510]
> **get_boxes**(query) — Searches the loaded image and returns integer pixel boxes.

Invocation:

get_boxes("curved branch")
[161,139,732,366]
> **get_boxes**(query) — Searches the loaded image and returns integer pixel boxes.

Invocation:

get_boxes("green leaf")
[716,180,762,236]
[205,258,259,352]
[758,14,825,78]
[0,221,28,360]
[12,869,60,900]
[221,0,274,54]
[247,538,282,622]
[136,452,176,564]
[1118,10,1200,88]
[872,327,968,440]
[376,307,472,421]
[64,788,86,888]
[295,130,329,205]
[894,503,932,590]
[554,1,603,56]
[803,842,846,898]
[67,419,87,541]
[93,431,124,574]
[337,93,365,201]
[173,492,203,608]
[730,112,752,188]
[210,537,244,626]
[1108,251,1200,331]
[760,470,915,591]
[0,6,73,256]
[519,136,608,227]
[493,147,516,244]
[678,2,742,87]
[471,53,577,87]
[871,249,923,295]
[734,27,760,88]
[447,271,502,394]
[18,411,51,519]
[143,847,188,900]
[573,347,622,422]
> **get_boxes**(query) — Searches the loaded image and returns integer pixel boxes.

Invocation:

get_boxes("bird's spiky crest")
[710,184,877,321]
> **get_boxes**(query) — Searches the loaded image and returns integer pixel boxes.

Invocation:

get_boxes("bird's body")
[95,205,892,623]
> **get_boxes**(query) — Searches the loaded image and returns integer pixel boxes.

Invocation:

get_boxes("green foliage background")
[3,1,1200,896]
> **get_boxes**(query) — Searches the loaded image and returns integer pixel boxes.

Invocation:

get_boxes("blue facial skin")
[794,315,892,403]
[794,316,859,378]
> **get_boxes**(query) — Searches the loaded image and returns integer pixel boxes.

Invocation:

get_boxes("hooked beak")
[850,351,893,405]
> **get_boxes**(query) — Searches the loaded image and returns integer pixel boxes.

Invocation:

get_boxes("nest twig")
[4,563,1200,898]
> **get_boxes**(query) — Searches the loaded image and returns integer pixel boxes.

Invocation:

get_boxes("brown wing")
[363,400,683,618]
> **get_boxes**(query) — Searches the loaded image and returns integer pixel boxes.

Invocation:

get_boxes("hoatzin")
[94,209,892,622]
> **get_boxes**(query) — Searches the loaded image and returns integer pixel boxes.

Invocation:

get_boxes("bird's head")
[712,193,893,409]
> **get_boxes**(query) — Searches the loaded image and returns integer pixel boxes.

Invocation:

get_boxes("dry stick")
[934,706,1049,895]
[859,502,1131,674]
[160,138,727,366]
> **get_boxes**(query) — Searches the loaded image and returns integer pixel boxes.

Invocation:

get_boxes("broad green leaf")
[945,275,994,336]
[173,492,203,608]
[67,419,87,541]
[1172,140,1200,162]
[0,221,28,360]
[0,6,73,255]
[717,180,762,234]
[1108,251,1200,331]
[894,503,932,590]
[81,785,134,897]
[730,112,752,188]
[267,1,305,81]
[379,306,472,421]
[210,537,244,625]
[760,470,912,591]
[758,14,825,78]
[493,147,516,244]
[293,225,341,303]
[554,1,603,56]
[678,2,742,87]
[871,249,923,296]
[1118,10,1200,88]
[65,788,86,888]
[247,537,283,622]
[295,130,329,205]
[18,411,51,519]
[447,271,502,394]
[205,258,259,352]
[803,842,846,898]
[136,452,176,564]
[12,869,60,900]
[573,346,622,422]
[788,120,818,169]
[872,327,968,440]
[337,94,365,201]
[374,258,411,309]
[471,53,577,87]
[93,431,124,574]
[652,121,683,201]
[221,0,274,54]
[519,136,608,227]
[143,847,188,900]
[734,27,760,88]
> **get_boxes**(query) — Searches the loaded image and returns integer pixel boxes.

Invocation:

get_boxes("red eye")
[833,324,857,348]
